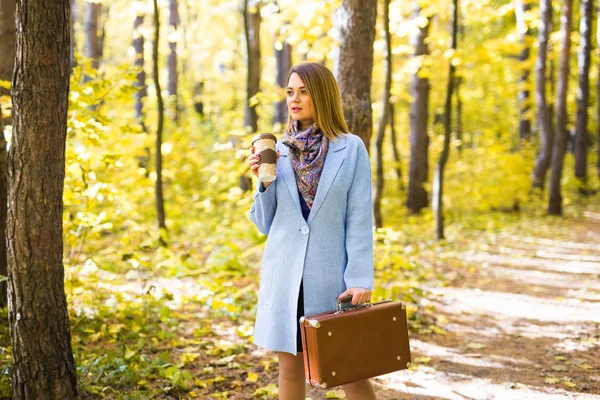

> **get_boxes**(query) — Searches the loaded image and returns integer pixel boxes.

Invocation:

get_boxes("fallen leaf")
[415,356,431,364]
[324,390,346,399]
[247,372,258,382]
[576,364,593,370]
[544,377,559,384]
[552,365,568,372]
[562,381,576,388]
[554,355,567,361]
[466,342,486,350]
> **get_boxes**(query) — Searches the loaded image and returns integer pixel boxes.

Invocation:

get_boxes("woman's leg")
[342,378,377,400]
[277,351,306,400]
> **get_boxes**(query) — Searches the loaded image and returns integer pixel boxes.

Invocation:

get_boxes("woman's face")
[287,72,315,129]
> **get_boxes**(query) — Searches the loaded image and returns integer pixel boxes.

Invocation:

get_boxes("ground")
[200,207,600,400]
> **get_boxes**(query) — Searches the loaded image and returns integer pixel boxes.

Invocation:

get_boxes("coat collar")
[277,135,347,223]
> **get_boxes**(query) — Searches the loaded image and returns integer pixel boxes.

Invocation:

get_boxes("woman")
[248,62,377,400]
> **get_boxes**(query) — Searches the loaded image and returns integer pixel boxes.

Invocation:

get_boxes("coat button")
[301,225,310,235]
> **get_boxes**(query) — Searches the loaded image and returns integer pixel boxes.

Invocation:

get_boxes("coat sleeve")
[249,180,277,235]
[343,138,374,290]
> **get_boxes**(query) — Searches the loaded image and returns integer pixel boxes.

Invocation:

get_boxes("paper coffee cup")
[252,133,278,183]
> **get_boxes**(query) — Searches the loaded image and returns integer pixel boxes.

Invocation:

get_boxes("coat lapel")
[277,144,302,213]
[307,135,347,224]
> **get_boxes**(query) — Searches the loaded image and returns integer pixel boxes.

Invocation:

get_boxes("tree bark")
[85,1,101,70]
[434,0,458,240]
[336,0,377,151]
[548,0,573,215]
[373,0,391,228]
[407,4,430,213]
[243,0,260,132]
[9,0,78,397]
[0,0,15,308]
[389,103,403,191]
[574,0,592,186]
[168,0,179,121]
[515,0,533,142]
[532,0,553,189]
[70,0,76,67]
[134,12,146,130]
[153,0,167,236]
[274,40,291,125]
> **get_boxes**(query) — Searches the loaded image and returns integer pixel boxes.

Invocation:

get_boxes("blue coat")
[249,133,374,355]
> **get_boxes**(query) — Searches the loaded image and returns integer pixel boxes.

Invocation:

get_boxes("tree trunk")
[274,40,291,125]
[434,0,458,240]
[243,0,260,133]
[515,0,533,142]
[133,12,146,130]
[168,0,179,121]
[85,1,101,70]
[389,103,404,191]
[407,4,430,214]
[336,0,377,151]
[574,0,592,186]
[9,0,78,397]
[337,0,377,150]
[548,0,573,215]
[532,0,554,189]
[373,0,391,228]
[153,0,167,237]
[0,0,15,308]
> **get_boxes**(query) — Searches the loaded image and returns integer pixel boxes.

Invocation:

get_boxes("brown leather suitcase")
[299,299,411,389]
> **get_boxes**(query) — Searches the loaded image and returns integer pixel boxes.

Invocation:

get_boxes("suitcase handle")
[336,296,371,313]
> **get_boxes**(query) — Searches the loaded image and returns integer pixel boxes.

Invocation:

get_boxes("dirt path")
[371,210,600,400]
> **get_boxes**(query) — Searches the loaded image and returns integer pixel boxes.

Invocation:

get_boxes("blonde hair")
[286,63,349,141]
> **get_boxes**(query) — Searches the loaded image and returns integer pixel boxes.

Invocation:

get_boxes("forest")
[0,0,598,399]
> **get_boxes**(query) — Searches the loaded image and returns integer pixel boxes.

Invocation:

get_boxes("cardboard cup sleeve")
[252,133,278,183]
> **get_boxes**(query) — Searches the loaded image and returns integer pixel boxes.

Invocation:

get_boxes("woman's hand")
[336,287,371,305]
[248,146,279,187]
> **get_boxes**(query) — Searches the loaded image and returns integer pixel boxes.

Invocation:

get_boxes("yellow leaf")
[415,356,431,363]
[576,363,593,370]
[247,372,258,382]
[544,377,559,384]
[562,381,576,388]
[0,80,10,90]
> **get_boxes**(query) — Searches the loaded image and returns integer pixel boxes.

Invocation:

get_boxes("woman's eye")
[301,90,307,95]
[286,91,293,96]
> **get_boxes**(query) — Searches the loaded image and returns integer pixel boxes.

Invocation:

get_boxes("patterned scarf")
[282,121,329,209]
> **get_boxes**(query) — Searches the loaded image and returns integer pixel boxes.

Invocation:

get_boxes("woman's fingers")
[248,151,260,177]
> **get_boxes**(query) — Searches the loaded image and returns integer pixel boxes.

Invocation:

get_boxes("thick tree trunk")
[389,104,404,191]
[153,0,167,235]
[336,0,377,151]
[9,0,78,397]
[407,5,430,213]
[373,0,391,228]
[532,0,554,189]
[85,1,101,70]
[0,0,15,308]
[274,40,291,125]
[134,12,146,129]
[548,0,573,215]
[243,0,260,132]
[168,0,179,121]
[434,0,458,240]
[515,0,533,142]
[574,0,592,186]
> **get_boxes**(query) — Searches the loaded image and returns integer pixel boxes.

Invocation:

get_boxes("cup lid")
[252,133,277,144]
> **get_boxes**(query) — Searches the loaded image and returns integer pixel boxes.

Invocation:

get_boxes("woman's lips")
[291,107,302,113]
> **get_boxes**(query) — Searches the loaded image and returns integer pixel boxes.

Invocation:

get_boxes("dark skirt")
[296,279,304,352]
